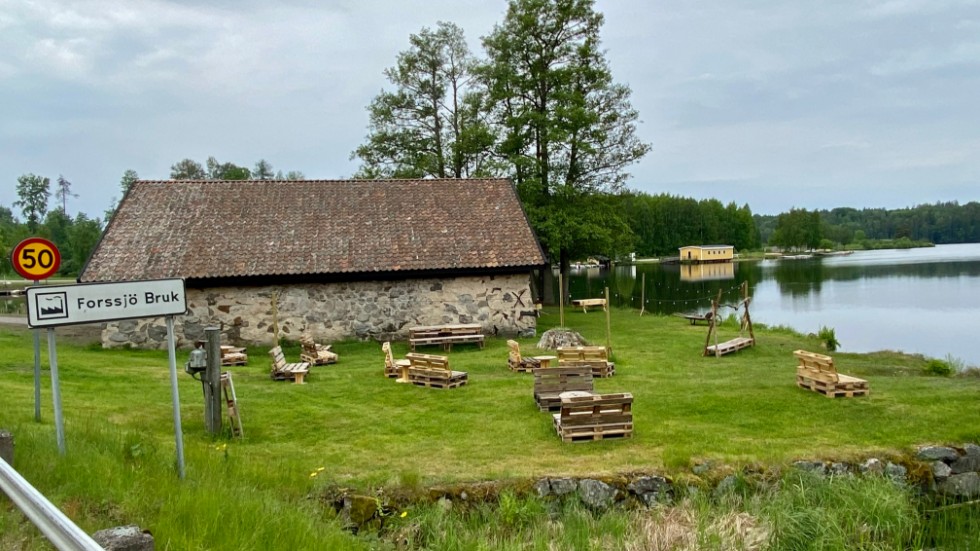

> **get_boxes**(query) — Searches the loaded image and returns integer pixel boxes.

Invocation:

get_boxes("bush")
[923,359,953,377]
[818,326,840,351]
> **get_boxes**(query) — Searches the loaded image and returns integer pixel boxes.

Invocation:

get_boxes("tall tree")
[55,175,78,214]
[352,21,494,179]
[170,159,206,180]
[253,159,275,180]
[479,0,650,292]
[206,156,250,180]
[13,173,51,232]
[120,169,139,196]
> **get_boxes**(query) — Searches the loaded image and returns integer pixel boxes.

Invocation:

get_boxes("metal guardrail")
[0,457,104,550]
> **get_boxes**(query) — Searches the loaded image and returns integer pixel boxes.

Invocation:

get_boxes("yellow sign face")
[11,237,62,280]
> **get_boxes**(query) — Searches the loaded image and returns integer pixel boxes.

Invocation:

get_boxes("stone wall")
[102,273,537,349]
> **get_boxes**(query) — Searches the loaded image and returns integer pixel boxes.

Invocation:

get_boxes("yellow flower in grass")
[309,467,325,478]
[400,511,408,518]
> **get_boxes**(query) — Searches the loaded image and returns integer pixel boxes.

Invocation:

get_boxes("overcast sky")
[2,0,978,221]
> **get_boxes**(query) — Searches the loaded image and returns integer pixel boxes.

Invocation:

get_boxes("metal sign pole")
[33,279,41,421]
[46,329,65,455]
[165,316,186,479]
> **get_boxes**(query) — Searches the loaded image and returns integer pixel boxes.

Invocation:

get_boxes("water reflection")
[563,244,980,364]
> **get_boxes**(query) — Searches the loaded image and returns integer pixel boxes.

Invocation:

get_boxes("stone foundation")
[101,274,537,349]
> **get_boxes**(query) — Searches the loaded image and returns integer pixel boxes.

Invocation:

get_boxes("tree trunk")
[559,248,571,305]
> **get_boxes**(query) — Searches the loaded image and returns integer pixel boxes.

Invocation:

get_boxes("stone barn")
[79,179,548,348]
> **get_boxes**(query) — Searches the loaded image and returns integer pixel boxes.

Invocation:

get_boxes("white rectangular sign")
[26,279,186,328]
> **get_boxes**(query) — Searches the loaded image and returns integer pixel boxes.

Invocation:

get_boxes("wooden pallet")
[705,336,754,356]
[552,419,634,442]
[408,368,469,388]
[533,366,594,411]
[557,346,615,378]
[796,375,869,398]
[552,393,633,443]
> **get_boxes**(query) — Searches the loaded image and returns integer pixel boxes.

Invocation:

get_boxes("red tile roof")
[80,179,547,282]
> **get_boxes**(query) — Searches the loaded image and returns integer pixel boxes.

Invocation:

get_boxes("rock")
[860,458,884,475]
[917,446,959,463]
[932,461,952,480]
[713,475,739,497]
[938,472,980,498]
[692,463,712,476]
[793,461,826,475]
[550,478,578,496]
[829,462,850,476]
[628,476,672,506]
[536,328,588,350]
[341,495,378,527]
[951,445,980,474]
[534,479,552,497]
[885,463,907,481]
[91,525,154,551]
[578,479,617,509]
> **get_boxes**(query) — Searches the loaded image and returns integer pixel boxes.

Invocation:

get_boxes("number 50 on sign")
[11,237,61,280]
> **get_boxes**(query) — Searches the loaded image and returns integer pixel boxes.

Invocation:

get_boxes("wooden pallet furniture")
[299,335,338,366]
[220,345,248,366]
[507,340,557,373]
[268,346,310,384]
[532,365,594,411]
[794,349,869,398]
[382,341,411,380]
[409,324,485,351]
[571,298,606,313]
[557,346,616,378]
[552,392,634,443]
[405,352,468,389]
[704,282,756,357]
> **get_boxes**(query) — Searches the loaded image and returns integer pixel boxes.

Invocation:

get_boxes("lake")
[564,243,980,368]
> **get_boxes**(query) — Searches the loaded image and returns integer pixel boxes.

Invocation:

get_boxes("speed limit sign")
[11,237,61,280]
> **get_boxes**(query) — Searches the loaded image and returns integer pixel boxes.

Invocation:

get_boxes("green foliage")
[817,326,840,351]
[923,358,953,377]
[13,173,51,232]
[352,22,492,179]
[170,158,207,179]
[770,208,822,251]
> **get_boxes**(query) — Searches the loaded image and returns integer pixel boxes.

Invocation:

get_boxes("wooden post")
[0,430,12,466]
[639,273,646,316]
[741,281,755,342]
[703,289,722,357]
[558,272,565,328]
[271,292,281,348]
[203,327,222,436]
[605,286,612,353]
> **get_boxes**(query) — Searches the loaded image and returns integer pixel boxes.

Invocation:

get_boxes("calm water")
[564,243,980,367]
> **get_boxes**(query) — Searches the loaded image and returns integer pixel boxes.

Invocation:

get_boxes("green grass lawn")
[1,308,978,549]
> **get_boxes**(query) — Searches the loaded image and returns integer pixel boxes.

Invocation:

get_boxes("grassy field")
[1,308,978,549]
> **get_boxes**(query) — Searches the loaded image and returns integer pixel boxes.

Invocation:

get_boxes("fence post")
[0,430,12,466]
[204,327,222,435]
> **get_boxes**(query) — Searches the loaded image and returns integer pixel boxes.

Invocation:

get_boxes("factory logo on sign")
[34,291,69,321]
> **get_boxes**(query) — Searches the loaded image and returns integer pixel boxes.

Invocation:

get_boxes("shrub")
[818,326,840,351]
[923,359,953,377]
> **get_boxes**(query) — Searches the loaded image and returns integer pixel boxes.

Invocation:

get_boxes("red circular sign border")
[11,237,62,281]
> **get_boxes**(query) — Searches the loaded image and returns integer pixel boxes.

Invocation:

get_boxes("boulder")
[578,479,618,509]
[938,472,980,498]
[916,446,959,463]
[91,525,154,551]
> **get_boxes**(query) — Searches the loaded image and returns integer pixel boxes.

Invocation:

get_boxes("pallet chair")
[299,334,338,366]
[382,341,411,379]
[794,349,869,398]
[268,346,310,384]
[507,340,541,373]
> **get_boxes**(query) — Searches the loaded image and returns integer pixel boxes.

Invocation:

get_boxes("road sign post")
[25,279,188,475]
[10,238,61,424]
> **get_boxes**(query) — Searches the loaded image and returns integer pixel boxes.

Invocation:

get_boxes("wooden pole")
[204,327,222,436]
[741,281,755,342]
[639,273,646,316]
[558,272,565,328]
[703,288,722,357]
[605,286,612,353]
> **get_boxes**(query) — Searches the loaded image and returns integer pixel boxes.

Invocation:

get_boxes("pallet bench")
[794,349,869,398]
[405,352,468,389]
[552,392,634,443]
[507,340,556,372]
[299,335,338,366]
[409,324,485,352]
[557,346,615,378]
[268,346,310,384]
[532,365,594,411]
[382,341,411,379]
[571,298,606,313]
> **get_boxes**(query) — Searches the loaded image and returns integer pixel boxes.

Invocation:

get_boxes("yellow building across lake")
[678,245,734,263]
